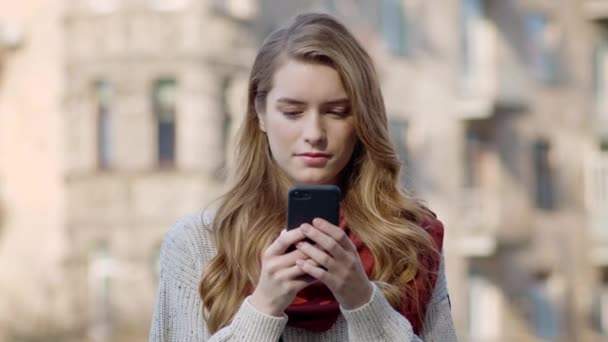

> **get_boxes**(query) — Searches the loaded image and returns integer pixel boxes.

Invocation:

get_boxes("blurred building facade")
[1,0,608,341]
[63,1,255,341]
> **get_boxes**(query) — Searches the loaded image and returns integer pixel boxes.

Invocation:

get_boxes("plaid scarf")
[284,211,444,335]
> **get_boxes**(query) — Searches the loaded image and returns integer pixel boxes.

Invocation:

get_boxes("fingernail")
[296,260,304,266]
[296,242,304,248]
[301,225,310,233]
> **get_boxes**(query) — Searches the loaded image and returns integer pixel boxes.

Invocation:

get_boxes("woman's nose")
[302,113,326,145]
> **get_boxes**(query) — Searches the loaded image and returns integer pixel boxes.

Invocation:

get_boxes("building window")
[592,268,608,335]
[214,77,232,178]
[464,122,494,189]
[525,13,559,83]
[602,285,608,336]
[380,0,409,56]
[594,27,608,119]
[94,80,112,170]
[152,242,162,282]
[527,270,562,340]
[586,141,608,235]
[464,128,483,188]
[88,242,114,340]
[460,0,484,80]
[153,79,177,168]
[467,263,501,340]
[388,119,413,191]
[533,140,556,210]
[216,103,232,179]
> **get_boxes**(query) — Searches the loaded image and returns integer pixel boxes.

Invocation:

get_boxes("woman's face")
[258,58,357,185]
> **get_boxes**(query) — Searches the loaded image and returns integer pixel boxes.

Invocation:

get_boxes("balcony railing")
[456,188,500,256]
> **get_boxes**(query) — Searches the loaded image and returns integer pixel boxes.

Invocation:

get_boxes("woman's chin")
[292,174,336,185]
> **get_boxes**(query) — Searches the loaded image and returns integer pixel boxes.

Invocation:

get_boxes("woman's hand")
[249,227,317,317]
[295,218,374,310]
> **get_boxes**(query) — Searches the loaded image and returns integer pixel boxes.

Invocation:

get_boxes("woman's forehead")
[268,59,348,104]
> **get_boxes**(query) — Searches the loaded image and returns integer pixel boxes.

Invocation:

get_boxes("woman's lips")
[296,153,332,167]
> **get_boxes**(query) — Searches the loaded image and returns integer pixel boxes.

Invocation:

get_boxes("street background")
[1,0,608,341]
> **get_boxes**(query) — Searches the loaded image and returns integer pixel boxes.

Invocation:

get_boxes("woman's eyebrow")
[323,98,349,106]
[276,97,350,106]
[276,97,306,105]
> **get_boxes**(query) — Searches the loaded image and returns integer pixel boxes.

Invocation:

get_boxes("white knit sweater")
[149,213,458,341]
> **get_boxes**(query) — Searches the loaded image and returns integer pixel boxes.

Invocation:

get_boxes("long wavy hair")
[200,13,438,333]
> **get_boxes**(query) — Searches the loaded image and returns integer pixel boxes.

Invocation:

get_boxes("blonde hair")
[200,13,438,333]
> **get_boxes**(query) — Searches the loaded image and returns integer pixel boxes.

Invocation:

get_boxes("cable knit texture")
[149,213,458,341]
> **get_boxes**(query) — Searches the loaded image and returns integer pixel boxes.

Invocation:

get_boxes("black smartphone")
[286,184,341,251]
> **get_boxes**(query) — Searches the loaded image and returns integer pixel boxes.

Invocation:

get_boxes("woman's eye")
[282,111,302,117]
[328,110,348,117]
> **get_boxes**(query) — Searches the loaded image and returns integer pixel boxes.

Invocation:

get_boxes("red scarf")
[284,211,444,335]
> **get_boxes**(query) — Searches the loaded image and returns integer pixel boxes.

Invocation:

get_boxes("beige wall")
[0,1,69,339]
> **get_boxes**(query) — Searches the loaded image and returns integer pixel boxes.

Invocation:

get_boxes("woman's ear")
[255,102,267,133]
[258,113,267,132]
[253,95,266,133]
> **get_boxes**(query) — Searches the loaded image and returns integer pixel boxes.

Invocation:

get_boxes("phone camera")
[292,190,310,199]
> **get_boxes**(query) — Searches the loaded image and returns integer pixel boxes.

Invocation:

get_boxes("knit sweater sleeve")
[340,254,458,341]
[149,214,288,342]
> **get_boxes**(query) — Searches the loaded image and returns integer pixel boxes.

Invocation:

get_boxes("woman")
[150,13,457,341]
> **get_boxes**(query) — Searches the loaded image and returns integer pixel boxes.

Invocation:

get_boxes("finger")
[296,259,331,284]
[289,276,318,293]
[296,241,335,270]
[265,227,306,256]
[273,248,315,269]
[312,218,354,251]
[276,264,317,285]
[272,266,317,295]
[301,224,346,258]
